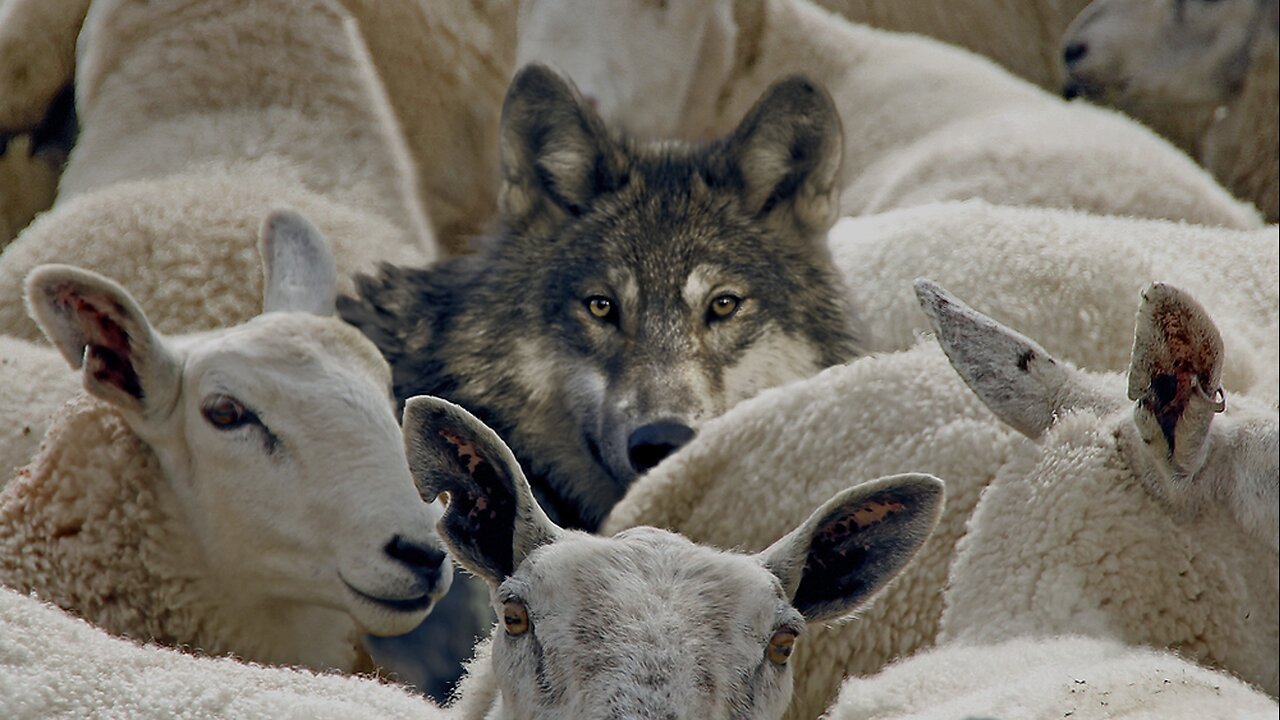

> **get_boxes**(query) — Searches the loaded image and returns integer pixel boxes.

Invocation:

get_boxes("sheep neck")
[1201,42,1279,223]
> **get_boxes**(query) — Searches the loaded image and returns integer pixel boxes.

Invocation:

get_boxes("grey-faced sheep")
[515,0,1261,227]
[402,395,944,720]
[1061,0,1279,221]
[0,210,453,673]
[919,279,1278,696]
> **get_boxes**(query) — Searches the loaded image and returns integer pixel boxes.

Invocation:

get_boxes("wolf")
[340,63,862,533]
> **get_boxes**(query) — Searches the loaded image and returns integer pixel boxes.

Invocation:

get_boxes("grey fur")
[341,64,861,532]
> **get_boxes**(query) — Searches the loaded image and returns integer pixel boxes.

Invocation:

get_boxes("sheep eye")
[766,629,797,666]
[585,295,617,322]
[707,293,741,321]
[502,599,530,637]
[201,394,252,430]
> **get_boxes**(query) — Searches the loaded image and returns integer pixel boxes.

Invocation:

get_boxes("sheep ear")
[915,279,1081,438]
[760,474,943,623]
[24,265,181,418]
[402,395,562,586]
[259,209,337,316]
[499,63,629,232]
[1127,283,1225,477]
[716,74,843,239]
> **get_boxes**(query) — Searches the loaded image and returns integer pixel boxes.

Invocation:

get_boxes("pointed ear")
[915,278,1081,439]
[259,209,337,316]
[402,395,562,586]
[498,63,629,231]
[760,474,943,623]
[716,74,843,238]
[25,265,181,417]
[1127,283,1225,477]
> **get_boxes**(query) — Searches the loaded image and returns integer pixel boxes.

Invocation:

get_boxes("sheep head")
[403,394,943,720]
[23,210,451,666]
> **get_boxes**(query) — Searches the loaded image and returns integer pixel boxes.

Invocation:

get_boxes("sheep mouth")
[341,578,437,614]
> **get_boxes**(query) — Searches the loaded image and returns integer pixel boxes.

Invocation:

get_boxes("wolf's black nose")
[627,422,695,474]
[384,535,447,583]
[1062,42,1088,66]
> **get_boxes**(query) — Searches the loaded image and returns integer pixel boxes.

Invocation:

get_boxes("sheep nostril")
[627,421,696,474]
[1062,41,1088,66]
[384,535,446,580]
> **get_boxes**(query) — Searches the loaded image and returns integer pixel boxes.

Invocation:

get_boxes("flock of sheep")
[0,0,1276,719]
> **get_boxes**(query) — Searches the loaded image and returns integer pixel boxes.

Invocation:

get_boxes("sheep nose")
[383,535,447,584]
[1062,41,1088,67]
[627,421,695,474]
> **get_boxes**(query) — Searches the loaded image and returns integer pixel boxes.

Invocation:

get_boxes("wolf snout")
[627,421,696,473]
[383,534,448,586]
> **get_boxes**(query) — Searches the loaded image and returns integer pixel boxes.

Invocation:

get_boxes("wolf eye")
[201,394,254,430]
[585,296,617,322]
[707,294,741,321]
[502,599,530,637]
[766,629,797,666]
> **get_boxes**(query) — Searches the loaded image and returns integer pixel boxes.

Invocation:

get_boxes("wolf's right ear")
[718,75,843,239]
[402,396,563,586]
[499,63,629,234]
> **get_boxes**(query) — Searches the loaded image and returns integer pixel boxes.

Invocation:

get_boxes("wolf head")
[342,64,861,530]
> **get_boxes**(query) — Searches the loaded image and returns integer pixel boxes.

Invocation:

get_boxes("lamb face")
[917,278,1279,693]
[400,396,944,720]
[515,0,735,139]
[24,210,451,650]
[1061,0,1277,105]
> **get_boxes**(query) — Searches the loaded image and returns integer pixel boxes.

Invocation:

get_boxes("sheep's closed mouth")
[341,578,437,614]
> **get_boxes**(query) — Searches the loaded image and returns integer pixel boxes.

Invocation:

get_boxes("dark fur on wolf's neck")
[340,64,862,532]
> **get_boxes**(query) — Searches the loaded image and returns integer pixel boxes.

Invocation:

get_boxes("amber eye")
[585,296,616,321]
[201,394,252,430]
[503,599,530,637]
[766,629,797,666]
[708,294,741,321]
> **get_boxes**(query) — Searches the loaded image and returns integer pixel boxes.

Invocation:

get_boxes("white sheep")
[0,0,436,342]
[602,342,1028,720]
[0,210,453,674]
[0,0,515,255]
[515,0,1262,228]
[0,334,77,479]
[826,200,1280,404]
[826,635,1279,719]
[918,279,1278,696]
[810,0,1095,91]
[400,395,943,720]
[1061,0,1279,221]
[0,587,450,720]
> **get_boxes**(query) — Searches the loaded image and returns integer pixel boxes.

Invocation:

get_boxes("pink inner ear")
[439,430,486,476]
[55,286,143,400]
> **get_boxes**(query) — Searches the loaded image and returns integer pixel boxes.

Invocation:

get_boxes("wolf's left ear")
[499,63,629,233]
[718,75,843,239]
[759,473,943,623]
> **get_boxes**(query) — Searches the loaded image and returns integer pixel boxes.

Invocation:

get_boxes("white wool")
[0,587,449,720]
[0,334,77,480]
[516,0,1262,227]
[0,0,436,342]
[829,200,1279,404]
[604,343,1029,720]
[826,636,1278,720]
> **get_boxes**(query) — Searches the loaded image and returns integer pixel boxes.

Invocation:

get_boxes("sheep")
[0,334,77,480]
[401,395,944,719]
[514,0,1262,228]
[0,587,451,720]
[0,210,453,674]
[0,134,58,249]
[1061,0,1280,222]
[0,0,515,255]
[602,341,1029,720]
[826,200,1280,404]
[0,0,437,343]
[918,279,1278,696]
[825,635,1279,719]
